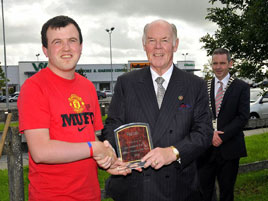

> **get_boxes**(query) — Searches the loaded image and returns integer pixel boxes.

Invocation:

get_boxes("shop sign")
[32,62,48,72]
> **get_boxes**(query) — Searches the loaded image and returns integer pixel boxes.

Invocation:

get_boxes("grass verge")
[0,167,112,201]
[1,167,267,201]
[0,131,267,201]
[0,121,18,130]
[235,169,268,201]
[240,132,268,164]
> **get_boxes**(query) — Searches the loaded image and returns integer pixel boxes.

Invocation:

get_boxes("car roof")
[250,87,268,91]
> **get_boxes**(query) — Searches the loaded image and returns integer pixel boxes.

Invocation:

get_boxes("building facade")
[1,60,198,94]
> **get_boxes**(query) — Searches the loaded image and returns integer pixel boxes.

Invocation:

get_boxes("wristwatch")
[170,146,180,162]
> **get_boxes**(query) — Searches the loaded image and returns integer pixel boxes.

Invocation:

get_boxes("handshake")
[91,140,132,176]
[91,140,179,175]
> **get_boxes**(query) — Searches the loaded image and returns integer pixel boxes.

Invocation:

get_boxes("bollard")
[6,127,24,201]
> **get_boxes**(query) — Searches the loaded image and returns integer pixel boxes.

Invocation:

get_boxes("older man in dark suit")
[198,48,250,201]
[100,19,213,201]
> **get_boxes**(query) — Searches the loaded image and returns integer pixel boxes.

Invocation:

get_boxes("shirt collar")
[150,64,173,88]
[215,73,230,87]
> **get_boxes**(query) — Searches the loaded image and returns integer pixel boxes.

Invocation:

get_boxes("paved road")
[244,127,268,136]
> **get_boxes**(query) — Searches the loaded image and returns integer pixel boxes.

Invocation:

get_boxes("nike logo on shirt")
[78,126,86,132]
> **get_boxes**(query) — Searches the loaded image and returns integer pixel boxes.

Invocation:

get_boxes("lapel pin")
[178,96,183,101]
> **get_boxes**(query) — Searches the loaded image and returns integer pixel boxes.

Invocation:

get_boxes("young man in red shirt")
[18,15,129,201]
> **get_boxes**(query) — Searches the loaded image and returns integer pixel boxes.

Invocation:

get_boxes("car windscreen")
[250,90,262,103]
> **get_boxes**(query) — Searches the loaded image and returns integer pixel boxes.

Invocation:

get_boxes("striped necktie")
[215,81,224,117]
[155,77,165,108]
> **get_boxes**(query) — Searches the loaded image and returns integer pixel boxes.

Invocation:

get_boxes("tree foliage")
[202,59,214,81]
[76,68,87,78]
[201,0,268,82]
[0,65,9,94]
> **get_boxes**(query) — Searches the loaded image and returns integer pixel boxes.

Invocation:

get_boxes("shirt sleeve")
[18,79,50,134]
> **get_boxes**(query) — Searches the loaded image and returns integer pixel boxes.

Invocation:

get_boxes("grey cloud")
[3,25,40,45]
[0,0,222,67]
[65,0,215,27]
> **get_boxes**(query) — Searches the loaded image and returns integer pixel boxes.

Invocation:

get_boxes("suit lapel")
[220,79,235,110]
[211,78,216,118]
[152,67,185,144]
[213,77,236,117]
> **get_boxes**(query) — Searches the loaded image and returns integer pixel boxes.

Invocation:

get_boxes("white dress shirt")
[214,73,230,98]
[150,65,173,95]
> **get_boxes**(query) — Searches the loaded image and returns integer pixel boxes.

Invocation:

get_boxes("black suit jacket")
[208,78,250,159]
[101,66,213,201]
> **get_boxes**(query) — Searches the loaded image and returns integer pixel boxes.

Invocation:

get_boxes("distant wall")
[0,108,18,122]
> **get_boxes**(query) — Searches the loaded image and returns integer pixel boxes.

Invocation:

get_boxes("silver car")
[250,88,268,119]
[102,90,113,97]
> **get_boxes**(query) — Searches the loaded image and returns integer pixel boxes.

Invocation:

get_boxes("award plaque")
[114,123,153,169]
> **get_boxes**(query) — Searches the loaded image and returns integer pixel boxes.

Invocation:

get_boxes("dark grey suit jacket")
[208,78,250,159]
[101,66,213,201]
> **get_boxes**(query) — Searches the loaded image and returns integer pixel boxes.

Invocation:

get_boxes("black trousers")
[198,150,240,201]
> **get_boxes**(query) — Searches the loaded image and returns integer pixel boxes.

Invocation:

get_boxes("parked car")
[97,90,106,100]
[251,80,268,88]
[0,95,7,102]
[250,88,268,119]
[10,91,20,97]
[102,90,113,97]
[9,94,19,102]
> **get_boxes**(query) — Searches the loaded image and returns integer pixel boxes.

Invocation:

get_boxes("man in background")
[198,48,250,201]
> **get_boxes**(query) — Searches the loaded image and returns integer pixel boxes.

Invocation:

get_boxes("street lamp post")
[105,27,115,95]
[182,53,188,62]
[1,0,9,108]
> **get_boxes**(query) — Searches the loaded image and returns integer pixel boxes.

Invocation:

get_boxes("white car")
[250,88,268,119]
[9,94,19,102]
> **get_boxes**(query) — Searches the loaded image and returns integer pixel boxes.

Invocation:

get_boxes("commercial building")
[1,60,199,94]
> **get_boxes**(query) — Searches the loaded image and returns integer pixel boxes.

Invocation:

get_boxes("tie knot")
[156,77,165,85]
[218,81,223,86]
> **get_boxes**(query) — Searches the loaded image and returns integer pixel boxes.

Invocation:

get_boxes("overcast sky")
[0,0,222,73]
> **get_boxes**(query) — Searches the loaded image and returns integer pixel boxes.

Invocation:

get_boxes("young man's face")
[212,54,232,80]
[143,21,178,75]
[42,24,82,79]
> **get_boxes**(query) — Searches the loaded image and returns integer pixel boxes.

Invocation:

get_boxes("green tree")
[201,0,268,83]
[76,68,87,78]
[202,59,214,81]
[0,65,9,95]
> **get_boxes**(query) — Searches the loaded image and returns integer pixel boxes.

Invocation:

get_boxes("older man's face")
[143,21,178,75]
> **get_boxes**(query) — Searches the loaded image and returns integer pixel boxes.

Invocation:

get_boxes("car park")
[250,88,268,119]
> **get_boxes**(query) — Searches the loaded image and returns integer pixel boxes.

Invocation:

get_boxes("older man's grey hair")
[142,20,178,46]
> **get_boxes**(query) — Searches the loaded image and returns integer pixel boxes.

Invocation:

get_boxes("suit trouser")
[198,150,240,201]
